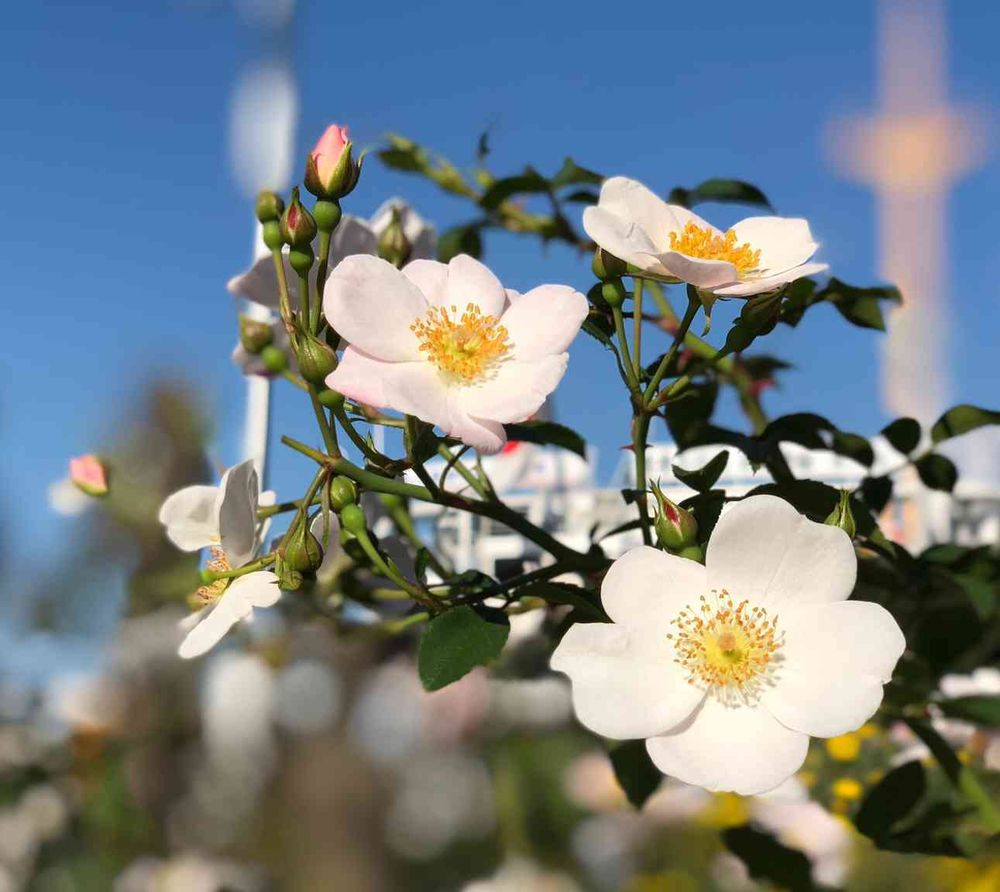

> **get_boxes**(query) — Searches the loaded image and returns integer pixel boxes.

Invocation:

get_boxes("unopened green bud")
[296,334,337,384]
[825,489,857,538]
[377,206,412,268]
[601,279,627,309]
[255,190,285,223]
[275,556,304,591]
[313,199,342,233]
[339,503,367,536]
[676,544,705,563]
[317,388,344,409]
[304,124,361,200]
[260,344,288,374]
[288,246,314,275]
[651,481,699,551]
[328,476,357,510]
[592,248,627,281]
[280,187,318,247]
[262,220,283,251]
[239,315,273,354]
[282,523,324,573]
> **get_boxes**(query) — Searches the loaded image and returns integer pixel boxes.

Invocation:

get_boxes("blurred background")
[1,0,998,889]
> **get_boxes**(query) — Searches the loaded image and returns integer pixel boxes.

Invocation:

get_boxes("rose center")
[190,546,231,608]
[411,303,510,382]
[668,222,761,277]
[667,590,782,703]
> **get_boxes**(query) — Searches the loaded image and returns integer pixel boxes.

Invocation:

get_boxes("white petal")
[711,262,829,298]
[218,460,259,568]
[456,356,568,424]
[646,699,809,795]
[158,485,221,551]
[227,254,293,312]
[595,177,703,251]
[657,252,740,289]
[327,350,451,430]
[763,601,905,737]
[551,622,703,739]
[449,412,507,454]
[328,214,378,265]
[583,205,666,273]
[444,254,506,317]
[500,285,588,360]
[706,495,856,610]
[601,546,708,632]
[730,217,818,274]
[402,258,449,305]
[323,255,426,361]
[178,571,280,659]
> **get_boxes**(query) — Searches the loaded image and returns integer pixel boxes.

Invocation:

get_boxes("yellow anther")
[411,303,510,382]
[669,222,761,277]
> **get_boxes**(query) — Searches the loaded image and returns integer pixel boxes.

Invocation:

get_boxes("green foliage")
[417,605,510,691]
[671,450,729,493]
[609,740,662,809]
[931,404,1000,444]
[502,420,587,458]
[915,453,959,492]
[722,826,816,892]
[882,417,922,454]
[668,178,773,210]
[937,696,1000,726]
[780,277,902,330]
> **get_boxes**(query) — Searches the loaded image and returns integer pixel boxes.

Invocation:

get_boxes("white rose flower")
[583,176,828,297]
[323,253,588,453]
[551,494,905,795]
[158,460,280,659]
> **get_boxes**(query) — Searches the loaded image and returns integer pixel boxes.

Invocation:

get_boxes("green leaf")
[860,475,893,513]
[915,453,959,492]
[437,223,484,262]
[561,189,599,204]
[671,450,729,493]
[663,380,718,449]
[417,606,509,691]
[931,404,1000,444]
[937,696,1000,727]
[817,278,902,331]
[720,290,783,355]
[952,573,997,619]
[503,421,586,459]
[550,157,603,189]
[882,417,922,454]
[581,309,616,350]
[760,413,874,466]
[517,581,606,621]
[669,179,773,211]
[680,489,726,542]
[722,826,815,892]
[609,740,662,809]
[479,168,550,210]
[855,761,927,844]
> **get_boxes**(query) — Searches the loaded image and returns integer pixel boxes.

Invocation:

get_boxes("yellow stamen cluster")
[667,590,782,703]
[411,303,510,382]
[189,546,231,608]
[669,222,761,277]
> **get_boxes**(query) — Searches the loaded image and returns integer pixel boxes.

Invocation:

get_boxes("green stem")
[281,435,599,568]
[204,553,276,582]
[333,404,387,464]
[437,443,489,498]
[297,271,311,336]
[381,495,451,578]
[632,414,652,545]
[405,415,442,496]
[309,387,339,456]
[632,277,644,377]
[643,295,700,405]
[313,229,331,333]
[352,523,432,606]
[281,370,308,392]
[269,248,297,341]
[611,304,639,391]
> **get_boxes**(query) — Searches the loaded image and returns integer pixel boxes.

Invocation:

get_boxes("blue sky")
[2,0,997,576]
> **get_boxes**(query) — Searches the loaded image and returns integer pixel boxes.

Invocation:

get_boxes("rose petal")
[646,699,809,795]
[178,571,280,659]
[601,546,708,632]
[730,217,818,274]
[706,495,856,610]
[402,259,449,305]
[444,254,506,318]
[711,262,829,298]
[158,485,221,551]
[218,460,259,568]
[551,622,703,739]
[455,356,568,424]
[500,285,588,360]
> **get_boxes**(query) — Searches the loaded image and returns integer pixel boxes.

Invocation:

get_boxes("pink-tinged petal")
[327,351,451,431]
[158,485,221,551]
[706,495,856,611]
[656,252,739,289]
[328,214,378,266]
[646,699,809,795]
[444,254,506,317]
[583,205,665,271]
[178,571,281,659]
[455,356,567,424]
[227,253,294,312]
[323,255,426,361]
[310,124,349,184]
[601,546,708,632]
[762,601,905,738]
[69,455,108,496]
[449,411,507,454]
[711,262,829,298]
[402,259,449,305]
[500,285,589,360]
[551,622,704,739]
[594,177,708,250]
[730,217,818,274]
[218,460,259,568]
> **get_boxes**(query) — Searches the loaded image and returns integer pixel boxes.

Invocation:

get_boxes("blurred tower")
[228,0,299,483]
[828,0,987,545]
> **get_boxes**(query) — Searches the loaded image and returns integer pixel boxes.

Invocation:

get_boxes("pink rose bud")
[304,124,361,200]
[69,454,109,497]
